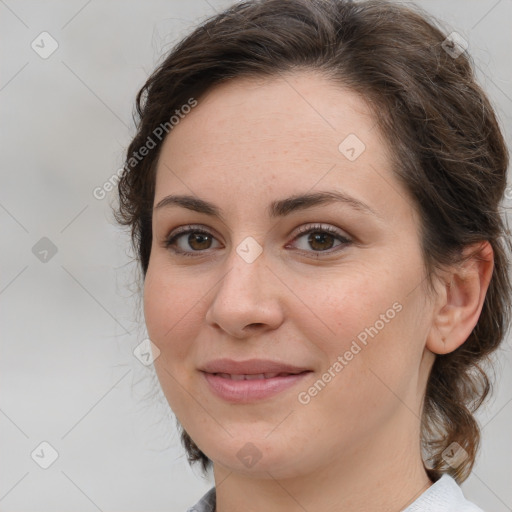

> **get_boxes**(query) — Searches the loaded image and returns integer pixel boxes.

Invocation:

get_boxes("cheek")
[303,268,393,342]
[310,270,421,392]
[143,265,207,418]
[143,262,204,361]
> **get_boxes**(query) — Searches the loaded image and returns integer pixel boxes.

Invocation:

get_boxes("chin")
[204,434,311,479]
[212,451,298,479]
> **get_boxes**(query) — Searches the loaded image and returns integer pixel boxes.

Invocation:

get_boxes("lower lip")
[202,371,311,403]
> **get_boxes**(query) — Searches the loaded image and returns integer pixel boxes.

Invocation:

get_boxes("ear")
[426,241,494,355]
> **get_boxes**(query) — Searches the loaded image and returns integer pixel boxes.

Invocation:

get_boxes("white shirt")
[403,473,484,511]
[186,473,484,511]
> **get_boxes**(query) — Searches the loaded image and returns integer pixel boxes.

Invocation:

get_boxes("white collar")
[403,473,484,511]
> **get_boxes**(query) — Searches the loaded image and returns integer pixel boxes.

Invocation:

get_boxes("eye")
[288,223,352,255]
[163,223,352,257]
[163,225,221,257]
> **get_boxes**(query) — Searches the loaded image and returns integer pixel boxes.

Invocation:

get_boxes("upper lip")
[200,358,311,375]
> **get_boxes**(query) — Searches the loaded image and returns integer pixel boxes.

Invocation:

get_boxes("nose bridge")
[205,236,284,334]
[218,235,268,301]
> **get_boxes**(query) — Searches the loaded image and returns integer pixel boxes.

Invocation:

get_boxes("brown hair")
[115,0,512,483]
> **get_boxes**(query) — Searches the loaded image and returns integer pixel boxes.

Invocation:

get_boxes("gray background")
[1,1,511,510]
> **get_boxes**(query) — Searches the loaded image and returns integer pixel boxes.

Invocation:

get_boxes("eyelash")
[163,223,352,258]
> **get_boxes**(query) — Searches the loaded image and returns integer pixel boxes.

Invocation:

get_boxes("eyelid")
[167,224,218,238]
[292,223,350,240]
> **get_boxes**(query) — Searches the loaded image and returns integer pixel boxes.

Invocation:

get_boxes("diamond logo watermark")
[236,442,262,468]
[32,237,58,263]
[339,133,366,161]
[441,32,468,59]
[236,236,263,263]
[441,441,468,469]
[31,441,59,469]
[31,32,59,59]
[133,338,161,366]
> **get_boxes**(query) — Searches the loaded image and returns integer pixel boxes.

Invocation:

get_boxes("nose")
[204,245,285,339]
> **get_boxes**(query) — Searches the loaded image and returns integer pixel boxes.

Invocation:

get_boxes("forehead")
[160,71,380,162]
[154,70,412,224]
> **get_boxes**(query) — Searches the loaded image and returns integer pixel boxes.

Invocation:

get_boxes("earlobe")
[425,241,494,355]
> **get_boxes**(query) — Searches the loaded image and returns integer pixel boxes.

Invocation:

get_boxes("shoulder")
[403,474,484,512]
[186,486,216,512]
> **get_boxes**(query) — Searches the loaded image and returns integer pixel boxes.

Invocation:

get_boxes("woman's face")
[144,71,436,479]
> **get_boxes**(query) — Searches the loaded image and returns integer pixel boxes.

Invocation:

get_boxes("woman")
[115,0,511,510]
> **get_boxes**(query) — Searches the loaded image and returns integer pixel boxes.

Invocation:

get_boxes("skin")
[143,70,493,512]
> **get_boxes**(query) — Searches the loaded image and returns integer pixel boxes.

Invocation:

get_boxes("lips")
[200,358,312,403]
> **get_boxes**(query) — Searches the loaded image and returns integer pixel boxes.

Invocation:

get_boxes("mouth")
[201,369,312,403]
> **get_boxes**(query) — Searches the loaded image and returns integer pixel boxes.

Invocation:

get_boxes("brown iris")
[307,231,335,251]
[187,232,213,250]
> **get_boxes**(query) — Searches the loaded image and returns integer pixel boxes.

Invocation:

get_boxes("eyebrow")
[154,191,381,220]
